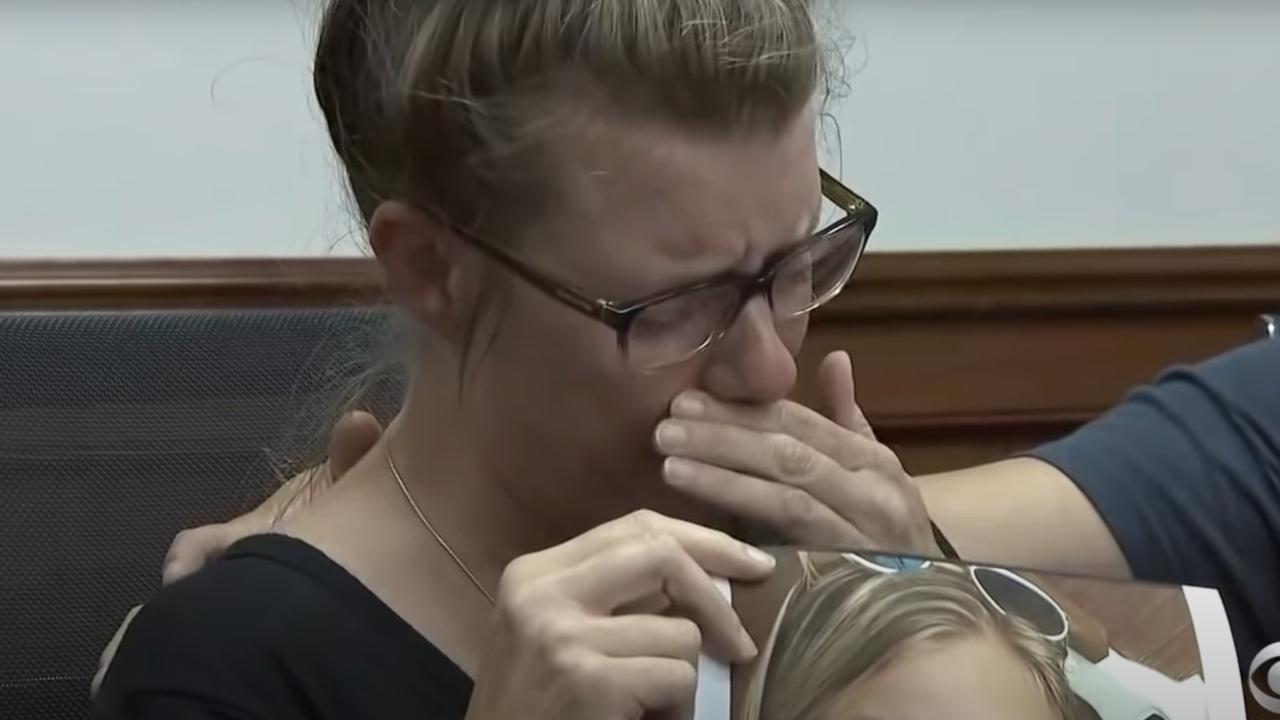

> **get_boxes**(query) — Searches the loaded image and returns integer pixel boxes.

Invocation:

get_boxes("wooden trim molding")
[0,257,384,310]
[829,245,1280,319]
[1,246,1277,313]
[3,247,1277,472]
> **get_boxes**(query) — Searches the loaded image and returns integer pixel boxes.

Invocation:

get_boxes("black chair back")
[0,307,403,720]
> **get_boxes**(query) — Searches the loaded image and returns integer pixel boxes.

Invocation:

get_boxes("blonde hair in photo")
[741,553,1074,720]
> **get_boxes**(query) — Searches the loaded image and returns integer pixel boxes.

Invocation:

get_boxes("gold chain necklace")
[386,445,496,606]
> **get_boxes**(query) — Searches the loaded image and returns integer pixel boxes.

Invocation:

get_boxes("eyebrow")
[621,227,824,306]
[611,192,829,305]
[725,203,824,276]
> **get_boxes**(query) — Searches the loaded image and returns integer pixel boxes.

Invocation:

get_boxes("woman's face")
[460,107,823,522]
[819,633,1061,720]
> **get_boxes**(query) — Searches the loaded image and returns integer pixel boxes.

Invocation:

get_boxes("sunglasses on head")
[842,552,1071,645]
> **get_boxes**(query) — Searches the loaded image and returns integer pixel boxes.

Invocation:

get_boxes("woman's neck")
[280,381,733,675]
[388,384,732,591]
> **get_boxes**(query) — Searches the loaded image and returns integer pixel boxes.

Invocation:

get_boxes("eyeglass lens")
[627,222,867,370]
[971,567,1068,639]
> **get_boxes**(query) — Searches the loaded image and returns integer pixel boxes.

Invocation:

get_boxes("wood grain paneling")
[0,258,383,310]
[3,247,1277,473]
[794,247,1280,471]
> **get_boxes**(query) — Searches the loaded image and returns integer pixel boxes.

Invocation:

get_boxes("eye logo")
[1250,643,1280,716]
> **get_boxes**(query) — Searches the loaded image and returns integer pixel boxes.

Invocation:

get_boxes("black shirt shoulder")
[93,534,473,720]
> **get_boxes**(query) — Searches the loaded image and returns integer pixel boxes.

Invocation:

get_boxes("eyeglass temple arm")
[820,168,866,213]
[462,233,627,325]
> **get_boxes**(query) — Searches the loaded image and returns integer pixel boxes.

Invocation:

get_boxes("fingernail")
[745,545,777,568]
[663,457,696,486]
[739,627,759,658]
[655,422,687,451]
[672,393,705,418]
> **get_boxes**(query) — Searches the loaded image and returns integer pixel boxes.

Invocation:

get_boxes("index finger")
[562,534,755,662]
[527,510,776,582]
[668,392,881,471]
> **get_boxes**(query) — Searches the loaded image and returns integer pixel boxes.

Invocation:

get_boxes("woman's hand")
[655,351,940,556]
[465,510,775,720]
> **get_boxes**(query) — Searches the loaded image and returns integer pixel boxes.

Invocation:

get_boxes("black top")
[91,534,473,720]
[1030,338,1280,670]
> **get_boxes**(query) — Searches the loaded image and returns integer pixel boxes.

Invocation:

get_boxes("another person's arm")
[920,458,1132,579]
[923,339,1280,663]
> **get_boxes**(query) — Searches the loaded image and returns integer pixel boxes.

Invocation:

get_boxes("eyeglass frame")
[443,168,878,367]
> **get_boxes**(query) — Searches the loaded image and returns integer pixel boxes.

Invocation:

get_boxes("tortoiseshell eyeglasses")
[452,169,877,371]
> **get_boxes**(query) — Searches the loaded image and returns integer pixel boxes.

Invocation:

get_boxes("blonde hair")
[742,554,1074,720]
[313,0,831,235]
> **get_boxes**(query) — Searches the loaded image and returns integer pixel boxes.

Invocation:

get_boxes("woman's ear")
[367,201,471,339]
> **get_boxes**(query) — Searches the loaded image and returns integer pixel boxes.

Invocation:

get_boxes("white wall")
[831,0,1280,251]
[0,1,354,258]
[2,1,1277,258]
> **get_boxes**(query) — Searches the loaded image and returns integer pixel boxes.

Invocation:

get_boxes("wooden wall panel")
[796,314,1267,472]
[2,247,1277,474]
[792,246,1280,472]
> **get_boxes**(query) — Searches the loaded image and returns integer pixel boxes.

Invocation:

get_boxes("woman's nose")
[699,296,798,404]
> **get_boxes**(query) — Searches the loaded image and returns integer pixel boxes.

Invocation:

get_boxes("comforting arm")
[915,339,1280,666]
[919,457,1131,579]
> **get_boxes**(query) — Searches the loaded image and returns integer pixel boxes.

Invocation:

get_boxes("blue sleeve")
[1027,339,1280,667]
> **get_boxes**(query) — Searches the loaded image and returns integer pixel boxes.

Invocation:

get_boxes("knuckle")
[870,442,906,476]
[672,661,698,694]
[565,652,614,705]
[530,613,579,649]
[497,554,537,593]
[781,487,819,528]
[621,508,664,537]
[631,508,663,526]
[672,618,703,655]
[865,481,901,515]
[773,434,816,477]
[635,535,694,588]
[551,645,595,682]
[496,578,547,631]
[636,531,683,565]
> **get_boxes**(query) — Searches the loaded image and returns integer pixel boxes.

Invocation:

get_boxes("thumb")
[816,350,876,440]
[327,410,384,482]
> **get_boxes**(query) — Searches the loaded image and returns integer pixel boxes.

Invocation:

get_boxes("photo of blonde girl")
[737,552,1075,720]
[725,547,1246,720]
